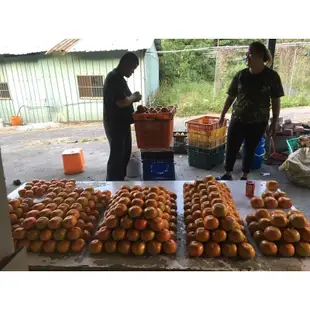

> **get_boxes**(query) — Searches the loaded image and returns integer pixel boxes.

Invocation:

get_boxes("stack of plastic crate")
[187,116,227,170]
[133,107,177,181]
[173,131,188,154]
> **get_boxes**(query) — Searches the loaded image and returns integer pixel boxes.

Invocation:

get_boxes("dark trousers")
[104,123,132,181]
[225,119,267,174]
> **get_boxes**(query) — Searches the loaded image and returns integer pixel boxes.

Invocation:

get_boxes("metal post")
[267,39,276,69]
[289,48,298,96]
[213,39,220,96]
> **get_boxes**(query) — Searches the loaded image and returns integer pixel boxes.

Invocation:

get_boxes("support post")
[267,39,276,69]
[0,148,14,260]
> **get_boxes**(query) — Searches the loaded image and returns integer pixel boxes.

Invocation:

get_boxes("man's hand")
[132,92,142,102]
[267,121,277,139]
[219,115,225,127]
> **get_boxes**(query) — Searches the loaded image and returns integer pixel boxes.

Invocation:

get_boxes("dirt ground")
[1,107,310,218]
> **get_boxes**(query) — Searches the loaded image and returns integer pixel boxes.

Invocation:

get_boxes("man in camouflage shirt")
[219,42,284,181]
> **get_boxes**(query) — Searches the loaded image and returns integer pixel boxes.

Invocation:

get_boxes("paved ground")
[1,107,309,218]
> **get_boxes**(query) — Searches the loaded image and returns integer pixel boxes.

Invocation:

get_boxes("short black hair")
[119,52,139,66]
[249,41,270,62]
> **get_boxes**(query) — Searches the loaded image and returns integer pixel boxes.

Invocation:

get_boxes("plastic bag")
[279,147,310,188]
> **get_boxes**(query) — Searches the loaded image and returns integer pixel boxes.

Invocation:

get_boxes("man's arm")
[271,97,280,122]
[268,97,281,138]
[219,72,239,125]
[116,94,139,108]
[268,71,284,137]
[220,95,235,119]
[111,75,141,108]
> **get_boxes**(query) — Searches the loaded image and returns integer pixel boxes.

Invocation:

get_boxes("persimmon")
[221,243,237,257]
[188,241,203,257]
[128,206,143,218]
[156,229,171,242]
[185,215,194,225]
[195,227,210,242]
[204,241,221,257]
[211,229,227,243]
[104,240,117,253]
[117,240,132,255]
[132,241,146,256]
[259,240,277,256]
[127,229,140,242]
[203,215,219,230]
[147,240,162,255]
[111,227,126,241]
[163,239,177,254]
[144,207,158,220]
[141,229,155,242]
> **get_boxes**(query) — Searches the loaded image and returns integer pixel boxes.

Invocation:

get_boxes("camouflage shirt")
[228,67,284,124]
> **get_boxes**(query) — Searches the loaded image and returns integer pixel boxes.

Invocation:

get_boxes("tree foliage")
[159,39,266,84]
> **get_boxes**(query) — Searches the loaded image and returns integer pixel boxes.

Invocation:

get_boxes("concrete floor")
[1,121,309,219]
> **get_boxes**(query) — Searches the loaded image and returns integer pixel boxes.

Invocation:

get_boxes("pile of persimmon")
[250,180,293,209]
[89,185,177,256]
[17,179,77,198]
[10,184,111,254]
[136,105,175,114]
[183,176,256,260]
[246,208,310,257]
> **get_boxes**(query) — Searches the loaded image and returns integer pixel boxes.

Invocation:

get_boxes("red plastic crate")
[133,107,176,149]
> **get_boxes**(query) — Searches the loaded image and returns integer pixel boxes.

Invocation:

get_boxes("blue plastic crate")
[142,159,175,181]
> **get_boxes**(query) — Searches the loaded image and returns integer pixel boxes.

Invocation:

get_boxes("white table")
[8,181,309,271]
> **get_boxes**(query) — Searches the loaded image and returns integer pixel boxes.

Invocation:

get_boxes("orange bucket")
[10,116,23,126]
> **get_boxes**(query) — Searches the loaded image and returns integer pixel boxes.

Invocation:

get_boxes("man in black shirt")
[103,52,142,181]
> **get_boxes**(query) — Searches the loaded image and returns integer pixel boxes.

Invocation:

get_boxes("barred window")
[0,82,11,99]
[77,75,104,98]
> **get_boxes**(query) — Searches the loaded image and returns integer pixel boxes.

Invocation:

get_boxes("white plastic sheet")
[279,147,310,188]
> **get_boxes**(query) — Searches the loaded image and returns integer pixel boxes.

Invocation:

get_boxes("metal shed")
[0,38,160,123]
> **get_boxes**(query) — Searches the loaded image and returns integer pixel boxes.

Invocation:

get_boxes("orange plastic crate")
[187,116,227,132]
[62,148,85,175]
[133,107,176,149]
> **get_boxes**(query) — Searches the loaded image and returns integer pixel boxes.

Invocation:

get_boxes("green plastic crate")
[286,137,300,154]
[188,145,225,170]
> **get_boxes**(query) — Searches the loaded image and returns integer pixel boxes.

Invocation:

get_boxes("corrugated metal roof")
[0,38,154,56]
[45,39,80,55]
[0,38,64,55]
[70,38,154,53]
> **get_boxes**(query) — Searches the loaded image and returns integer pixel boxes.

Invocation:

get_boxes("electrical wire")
[154,41,310,55]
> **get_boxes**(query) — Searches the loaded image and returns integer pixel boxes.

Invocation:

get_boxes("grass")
[151,81,310,117]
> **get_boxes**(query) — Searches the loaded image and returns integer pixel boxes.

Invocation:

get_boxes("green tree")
[160,39,216,84]
[159,39,266,84]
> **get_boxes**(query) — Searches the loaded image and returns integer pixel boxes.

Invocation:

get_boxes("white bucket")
[126,151,142,178]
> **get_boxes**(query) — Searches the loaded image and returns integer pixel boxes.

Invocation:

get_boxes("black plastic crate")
[142,159,175,181]
[173,131,188,154]
[188,145,226,170]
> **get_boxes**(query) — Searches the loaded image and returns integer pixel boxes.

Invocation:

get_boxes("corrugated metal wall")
[0,50,158,124]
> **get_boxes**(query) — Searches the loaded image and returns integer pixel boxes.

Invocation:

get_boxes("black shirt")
[103,68,134,129]
[228,66,284,124]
